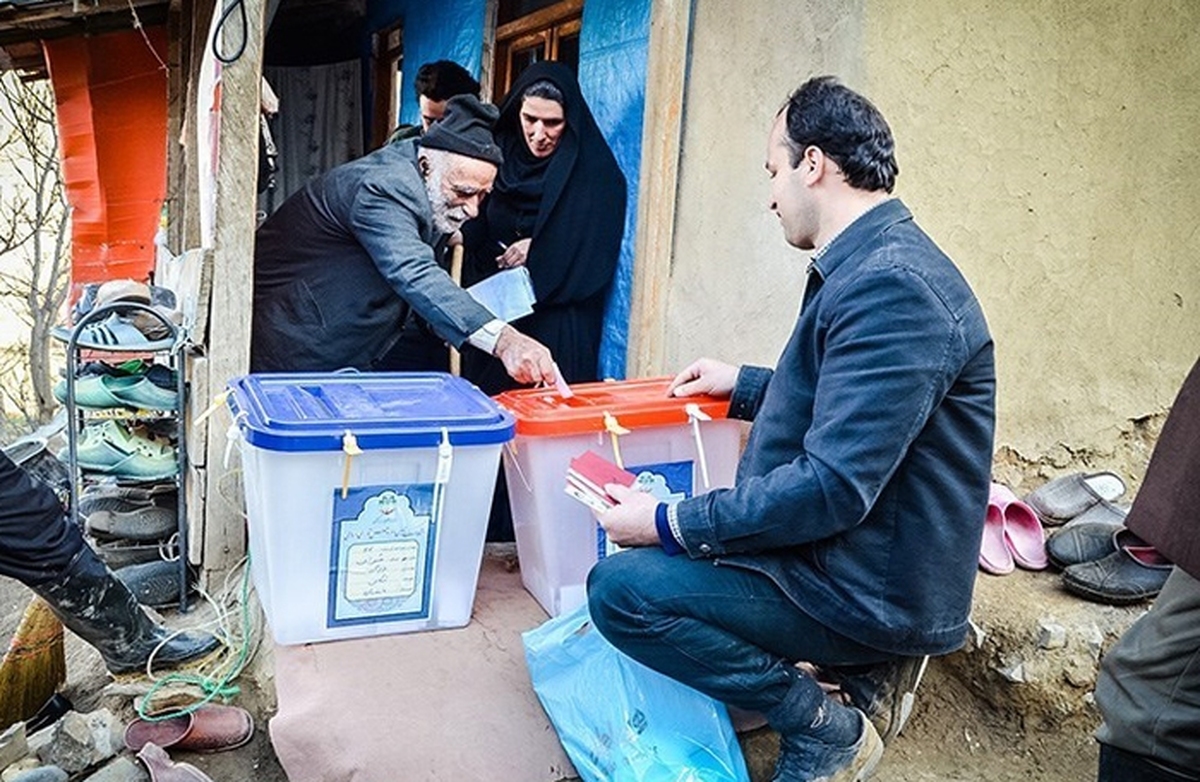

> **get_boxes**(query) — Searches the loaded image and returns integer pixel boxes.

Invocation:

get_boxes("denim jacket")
[674,199,995,655]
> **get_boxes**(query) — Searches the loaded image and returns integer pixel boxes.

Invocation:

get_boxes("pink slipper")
[991,483,1048,570]
[979,498,1014,575]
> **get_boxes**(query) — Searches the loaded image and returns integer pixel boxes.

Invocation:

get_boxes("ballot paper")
[466,267,536,323]
[552,362,574,399]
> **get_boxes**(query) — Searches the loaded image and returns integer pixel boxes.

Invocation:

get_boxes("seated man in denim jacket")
[588,77,995,782]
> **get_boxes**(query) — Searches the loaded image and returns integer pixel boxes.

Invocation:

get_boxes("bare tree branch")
[0,72,70,429]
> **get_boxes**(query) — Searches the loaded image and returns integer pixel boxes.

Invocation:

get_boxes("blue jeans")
[587,547,893,716]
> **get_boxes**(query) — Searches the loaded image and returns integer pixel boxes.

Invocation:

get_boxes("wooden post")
[626,0,694,378]
[200,0,267,581]
[173,0,217,573]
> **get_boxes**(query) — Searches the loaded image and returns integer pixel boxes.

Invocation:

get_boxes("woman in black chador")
[461,61,626,396]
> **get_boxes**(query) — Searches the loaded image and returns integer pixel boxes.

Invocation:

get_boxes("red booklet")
[564,450,636,512]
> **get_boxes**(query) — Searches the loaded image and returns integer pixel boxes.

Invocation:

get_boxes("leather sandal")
[125,704,254,754]
[137,742,215,782]
[1061,535,1173,605]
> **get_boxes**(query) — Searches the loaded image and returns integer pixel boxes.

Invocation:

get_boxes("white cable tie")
[435,427,454,485]
[685,404,712,489]
[223,421,240,470]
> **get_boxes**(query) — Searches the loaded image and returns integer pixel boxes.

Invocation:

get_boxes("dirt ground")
[2,563,1112,782]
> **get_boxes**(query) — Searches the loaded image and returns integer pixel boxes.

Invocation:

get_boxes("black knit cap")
[419,94,504,166]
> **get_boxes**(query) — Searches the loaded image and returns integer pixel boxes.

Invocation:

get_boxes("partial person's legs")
[1094,567,1200,781]
[1,452,219,675]
[371,314,450,373]
[0,451,80,583]
[29,545,221,675]
[1097,744,1199,782]
[588,548,888,780]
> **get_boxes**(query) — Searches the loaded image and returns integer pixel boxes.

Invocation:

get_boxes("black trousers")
[1099,744,1200,782]
[0,451,83,586]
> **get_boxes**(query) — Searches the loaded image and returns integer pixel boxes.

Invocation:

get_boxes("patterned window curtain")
[261,61,363,214]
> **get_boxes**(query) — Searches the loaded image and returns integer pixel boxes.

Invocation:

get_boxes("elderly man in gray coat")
[251,95,556,385]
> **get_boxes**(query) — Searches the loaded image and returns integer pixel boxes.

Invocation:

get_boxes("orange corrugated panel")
[44,27,168,287]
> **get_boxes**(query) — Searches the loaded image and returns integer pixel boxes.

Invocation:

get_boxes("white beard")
[424,162,470,235]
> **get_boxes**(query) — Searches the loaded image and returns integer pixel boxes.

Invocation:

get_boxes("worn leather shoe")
[125,704,254,753]
[772,710,883,782]
[1062,544,1172,605]
[87,504,177,540]
[1046,521,1125,569]
[825,656,929,745]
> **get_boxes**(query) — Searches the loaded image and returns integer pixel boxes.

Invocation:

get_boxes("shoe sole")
[108,642,224,679]
[874,655,929,745]
[1061,577,1162,605]
[858,736,884,781]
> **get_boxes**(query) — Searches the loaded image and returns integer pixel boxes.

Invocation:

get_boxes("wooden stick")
[449,244,464,376]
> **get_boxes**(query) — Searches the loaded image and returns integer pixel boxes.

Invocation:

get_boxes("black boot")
[29,545,220,675]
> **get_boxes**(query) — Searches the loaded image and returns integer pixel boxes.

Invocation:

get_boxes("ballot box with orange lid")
[494,377,743,617]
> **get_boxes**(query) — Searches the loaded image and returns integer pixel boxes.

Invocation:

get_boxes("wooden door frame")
[492,0,582,97]
[371,21,404,148]
[627,0,693,378]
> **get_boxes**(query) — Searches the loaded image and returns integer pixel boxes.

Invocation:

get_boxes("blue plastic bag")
[523,603,751,782]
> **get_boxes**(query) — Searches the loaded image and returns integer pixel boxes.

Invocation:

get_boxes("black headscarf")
[461,62,626,390]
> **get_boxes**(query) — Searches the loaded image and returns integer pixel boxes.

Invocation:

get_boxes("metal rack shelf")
[56,301,190,611]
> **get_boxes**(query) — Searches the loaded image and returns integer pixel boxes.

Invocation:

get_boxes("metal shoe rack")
[58,301,190,610]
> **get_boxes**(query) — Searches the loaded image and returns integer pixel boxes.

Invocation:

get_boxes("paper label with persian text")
[327,483,437,627]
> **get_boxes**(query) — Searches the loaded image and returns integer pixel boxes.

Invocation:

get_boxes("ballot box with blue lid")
[227,372,514,645]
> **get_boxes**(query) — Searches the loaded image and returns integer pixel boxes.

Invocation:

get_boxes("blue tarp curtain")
[364,0,649,380]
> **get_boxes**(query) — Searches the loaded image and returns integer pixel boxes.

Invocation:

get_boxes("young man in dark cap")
[251,95,557,384]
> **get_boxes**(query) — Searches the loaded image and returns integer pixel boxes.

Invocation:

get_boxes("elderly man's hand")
[494,325,557,385]
[596,484,661,547]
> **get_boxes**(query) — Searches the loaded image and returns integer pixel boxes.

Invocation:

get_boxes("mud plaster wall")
[669,0,1199,490]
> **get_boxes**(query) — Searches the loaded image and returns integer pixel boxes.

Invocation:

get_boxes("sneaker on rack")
[63,421,178,480]
[92,536,177,570]
[53,374,132,410]
[87,503,177,541]
[78,482,176,516]
[115,559,188,608]
[103,373,179,411]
